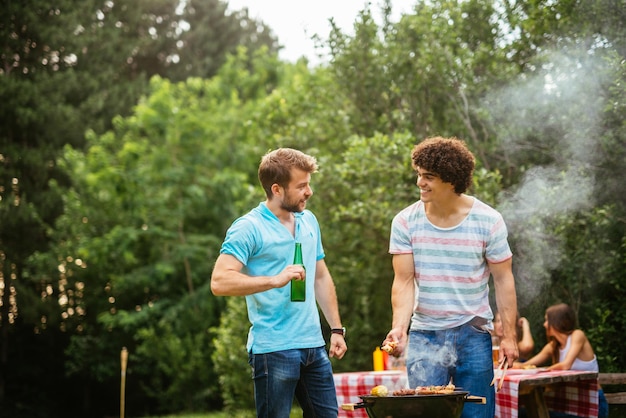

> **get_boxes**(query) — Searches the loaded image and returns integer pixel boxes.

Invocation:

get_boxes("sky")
[226,0,414,65]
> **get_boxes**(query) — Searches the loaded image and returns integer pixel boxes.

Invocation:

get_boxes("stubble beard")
[281,198,306,213]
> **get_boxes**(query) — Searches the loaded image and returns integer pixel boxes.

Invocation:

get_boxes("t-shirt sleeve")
[485,214,513,263]
[220,217,258,266]
[389,212,413,255]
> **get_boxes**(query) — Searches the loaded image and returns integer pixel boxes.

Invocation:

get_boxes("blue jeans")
[248,347,338,418]
[406,321,495,418]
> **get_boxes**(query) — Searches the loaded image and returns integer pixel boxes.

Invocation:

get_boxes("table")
[334,370,408,417]
[495,369,599,418]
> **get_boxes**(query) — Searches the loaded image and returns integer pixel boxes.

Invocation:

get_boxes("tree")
[326,0,514,165]
[1,0,278,415]
[33,47,291,415]
[4,0,626,415]
[170,0,280,81]
[486,0,626,373]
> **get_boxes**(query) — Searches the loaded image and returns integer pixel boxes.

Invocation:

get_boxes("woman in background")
[493,311,535,361]
[513,303,608,418]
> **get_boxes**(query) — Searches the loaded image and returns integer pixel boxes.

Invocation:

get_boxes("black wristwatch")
[331,327,346,338]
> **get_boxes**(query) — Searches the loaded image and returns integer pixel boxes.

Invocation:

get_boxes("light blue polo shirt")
[220,202,326,354]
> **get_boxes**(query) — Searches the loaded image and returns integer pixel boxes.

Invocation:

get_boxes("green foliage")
[312,132,418,372]
[4,0,626,416]
[169,0,280,82]
[472,167,504,207]
[32,47,308,414]
[327,0,510,163]
[25,56,278,413]
[1,1,279,414]
[132,308,218,412]
[210,297,254,412]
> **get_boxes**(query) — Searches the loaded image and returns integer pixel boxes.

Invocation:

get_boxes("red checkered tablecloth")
[334,370,409,417]
[495,369,599,418]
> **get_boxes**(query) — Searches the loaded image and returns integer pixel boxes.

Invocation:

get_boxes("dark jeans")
[249,347,338,418]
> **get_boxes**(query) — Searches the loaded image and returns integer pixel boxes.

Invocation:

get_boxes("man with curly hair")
[382,136,519,418]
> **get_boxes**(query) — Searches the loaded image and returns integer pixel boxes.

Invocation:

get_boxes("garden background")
[1,0,625,417]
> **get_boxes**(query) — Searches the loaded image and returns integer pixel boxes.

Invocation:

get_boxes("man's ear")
[270,183,283,197]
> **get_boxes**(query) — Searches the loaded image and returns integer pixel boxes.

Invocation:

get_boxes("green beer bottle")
[291,242,306,302]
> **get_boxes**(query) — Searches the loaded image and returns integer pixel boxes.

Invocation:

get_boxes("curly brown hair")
[411,136,475,194]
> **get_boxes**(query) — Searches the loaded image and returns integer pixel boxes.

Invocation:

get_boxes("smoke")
[482,45,613,306]
[407,334,457,384]
[497,166,595,305]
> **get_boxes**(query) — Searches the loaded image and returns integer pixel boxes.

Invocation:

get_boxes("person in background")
[211,148,347,418]
[493,310,535,361]
[382,136,519,418]
[513,303,608,418]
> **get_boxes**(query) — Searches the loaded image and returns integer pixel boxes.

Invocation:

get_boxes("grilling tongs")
[491,356,508,391]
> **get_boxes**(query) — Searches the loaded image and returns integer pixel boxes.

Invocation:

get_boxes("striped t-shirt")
[389,197,512,330]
